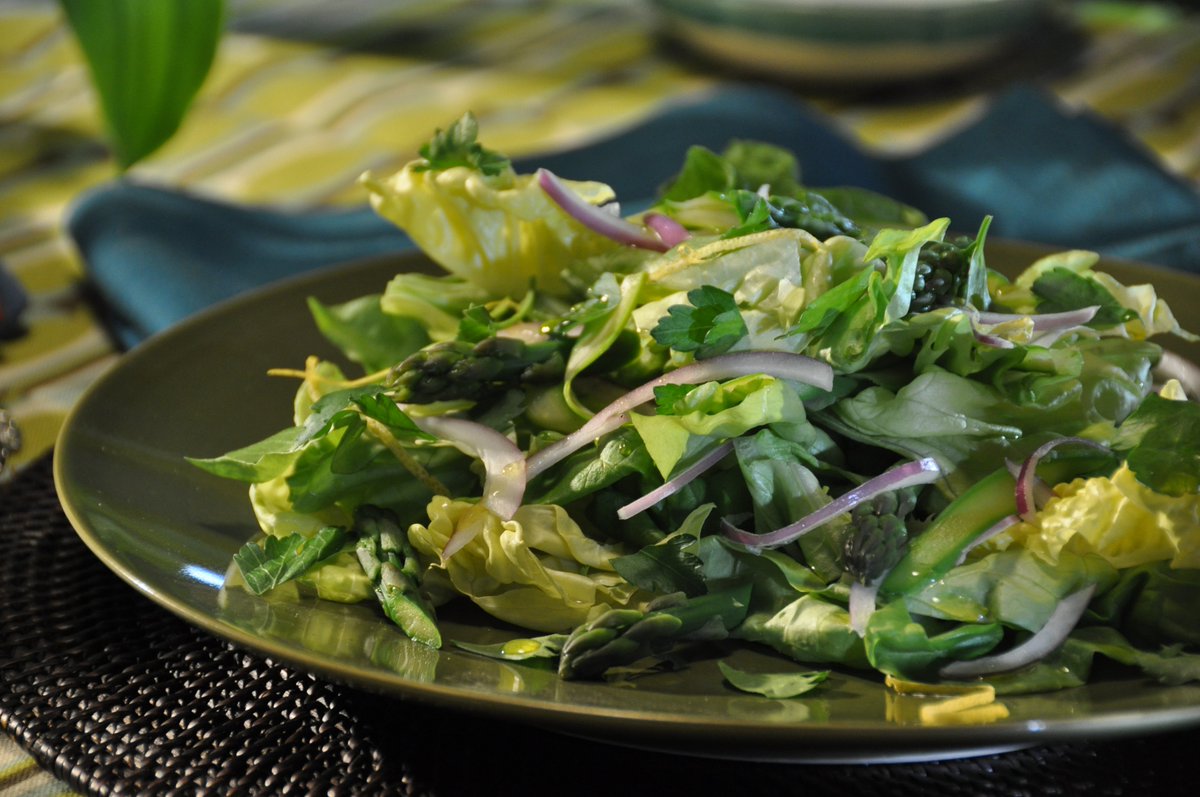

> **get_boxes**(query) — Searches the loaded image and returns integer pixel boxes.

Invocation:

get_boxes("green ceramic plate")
[55,243,1200,763]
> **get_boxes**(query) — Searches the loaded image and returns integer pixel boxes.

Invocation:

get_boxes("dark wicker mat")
[1,455,1195,796]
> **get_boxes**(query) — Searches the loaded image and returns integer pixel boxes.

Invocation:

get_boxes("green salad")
[194,113,1200,696]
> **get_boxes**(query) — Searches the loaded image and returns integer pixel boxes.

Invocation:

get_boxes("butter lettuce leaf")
[380,273,492,342]
[362,163,619,299]
[630,374,806,478]
[407,498,644,632]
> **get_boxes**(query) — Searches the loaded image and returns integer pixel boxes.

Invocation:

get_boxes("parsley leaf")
[415,112,510,176]
[651,285,748,358]
[234,526,347,595]
[457,305,496,343]
[653,384,694,415]
[1114,393,1200,496]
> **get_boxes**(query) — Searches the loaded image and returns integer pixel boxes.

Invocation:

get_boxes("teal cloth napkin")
[67,84,1200,347]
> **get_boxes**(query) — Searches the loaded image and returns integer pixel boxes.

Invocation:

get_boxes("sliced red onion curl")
[1005,458,1053,510]
[721,457,942,551]
[617,441,734,520]
[848,580,880,638]
[974,331,1016,349]
[954,514,1021,567]
[537,168,670,252]
[1015,437,1109,522]
[414,415,526,558]
[975,306,1099,331]
[526,351,834,479]
[970,306,1099,349]
[642,212,692,248]
[939,585,1096,679]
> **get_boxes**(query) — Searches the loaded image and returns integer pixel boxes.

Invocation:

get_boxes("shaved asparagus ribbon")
[722,457,943,551]
[537,168,671,252]
[617,441,733,520]
[1015,437,1110,521]
[955,514,1021,567]
[526,351,834,479]
[414,415,526,558]
[940,585,1096,679]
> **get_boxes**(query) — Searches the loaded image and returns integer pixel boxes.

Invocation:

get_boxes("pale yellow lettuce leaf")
[361,163,619,299]
[407,497,642,632]
[989,463,1200,570]
[250,476,351,539]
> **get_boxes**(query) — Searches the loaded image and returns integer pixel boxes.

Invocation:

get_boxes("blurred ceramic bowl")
[651,0,1056,84]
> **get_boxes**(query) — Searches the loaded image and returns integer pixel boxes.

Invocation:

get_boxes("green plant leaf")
[650,284,748,358]
[415,112,511,176]
[234,526,347,596]
[717,661,830,699]
[60,0,224,169]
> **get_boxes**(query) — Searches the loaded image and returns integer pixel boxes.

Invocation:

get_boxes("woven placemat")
[1,455,1195,796]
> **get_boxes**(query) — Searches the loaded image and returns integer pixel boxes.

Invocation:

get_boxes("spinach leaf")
[1031,267,1137,327]
[612,534,707,597]
[308,295,428,373]
[717,661,829,698]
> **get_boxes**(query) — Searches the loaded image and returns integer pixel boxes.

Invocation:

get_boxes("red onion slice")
[1015,437,1109,522]
[415,415,527,557]
[1005,458,1052,512]
[526,351,833,479]
[849,579,880,638]
[939,585,1096,679]
[617,441,733,520]
[643,212,691,248]
[974,331,1016,349]
[537,168,670,252]
[975,306,1099,331]
[722,457,942,551]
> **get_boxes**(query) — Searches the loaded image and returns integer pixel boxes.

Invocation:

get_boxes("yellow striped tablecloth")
[2,1,1199,793]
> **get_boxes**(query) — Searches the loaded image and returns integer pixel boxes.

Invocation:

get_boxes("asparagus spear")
[842,487,919,585]
[386,336,567,403]
[354,505,442,648]
[558,584,752,680]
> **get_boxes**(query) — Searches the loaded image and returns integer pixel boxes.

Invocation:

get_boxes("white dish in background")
[651,0,1056,84]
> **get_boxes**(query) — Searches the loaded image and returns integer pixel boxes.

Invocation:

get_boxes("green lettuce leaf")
[380,273,493,341]
[630,374,805,478]
[786,219,949,372]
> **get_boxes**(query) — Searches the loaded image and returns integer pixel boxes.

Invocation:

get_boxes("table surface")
[3,0,1200,794]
